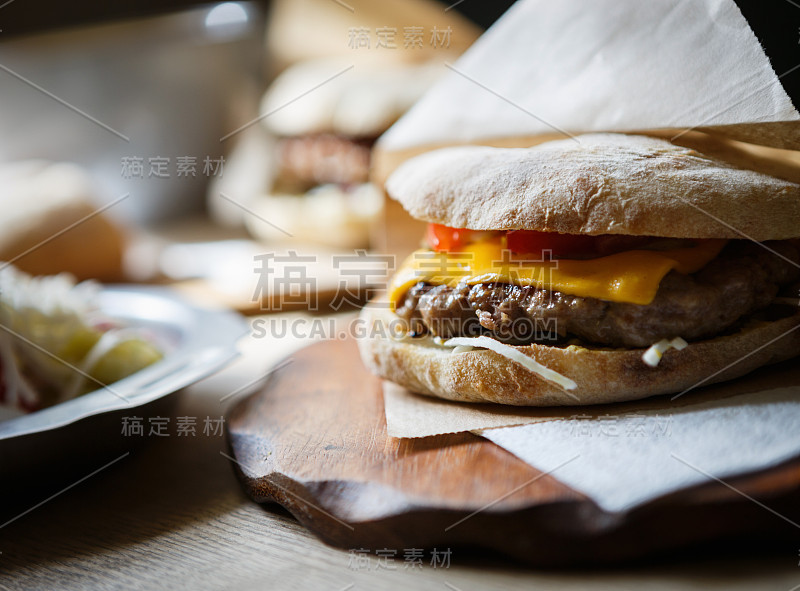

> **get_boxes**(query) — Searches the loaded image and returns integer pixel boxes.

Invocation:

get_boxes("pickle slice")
[88,338,163,387]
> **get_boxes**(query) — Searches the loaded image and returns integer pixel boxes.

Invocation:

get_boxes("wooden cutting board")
[226,338,800,566]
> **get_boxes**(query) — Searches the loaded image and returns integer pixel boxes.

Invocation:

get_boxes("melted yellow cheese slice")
[389,238,727,307]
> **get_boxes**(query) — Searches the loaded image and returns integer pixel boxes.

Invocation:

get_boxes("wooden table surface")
[1,311,798,590]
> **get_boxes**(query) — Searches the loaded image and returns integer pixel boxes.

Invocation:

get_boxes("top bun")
[385,133,800,240]
[261,57,445,139]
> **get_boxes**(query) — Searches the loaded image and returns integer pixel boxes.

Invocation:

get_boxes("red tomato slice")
[426,223,491,252]
[428,225,654,258]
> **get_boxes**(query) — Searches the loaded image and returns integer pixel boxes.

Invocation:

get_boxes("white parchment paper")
[478,387,800,513]
[383,363,800,511]
[384,362,800,438]
[383,381,561,438]
[379,0,799,151]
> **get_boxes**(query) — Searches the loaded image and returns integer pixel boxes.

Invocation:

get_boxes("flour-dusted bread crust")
[385,133,800,240]
[357,303,800,406]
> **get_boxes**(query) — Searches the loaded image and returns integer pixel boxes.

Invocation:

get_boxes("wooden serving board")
[227,338,800,566]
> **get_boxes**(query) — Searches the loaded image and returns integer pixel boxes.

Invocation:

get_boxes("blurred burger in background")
[210,0,481,250]
[245,55,447,249]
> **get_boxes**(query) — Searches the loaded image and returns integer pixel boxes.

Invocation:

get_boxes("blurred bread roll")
[0,161,125,281]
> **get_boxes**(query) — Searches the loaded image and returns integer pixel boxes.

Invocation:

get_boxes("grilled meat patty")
[395,241,800,348]
[276,133,374,188]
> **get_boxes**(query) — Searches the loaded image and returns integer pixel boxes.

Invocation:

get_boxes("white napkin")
[380,0,799,152]
[478,387,800,513]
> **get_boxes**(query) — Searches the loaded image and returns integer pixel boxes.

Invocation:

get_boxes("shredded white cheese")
[0,334,38,408]
[443,335,578,394]
[0,263,100,407]
[642,337,688,367]
[452,345,474,354]
[0,265,98,316]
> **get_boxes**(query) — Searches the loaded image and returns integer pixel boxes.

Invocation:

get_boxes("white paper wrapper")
[378,0,800,153]
[478,386,800,513]
[383,362,800,438]
[383,382,559,438]
[383,363,800,512]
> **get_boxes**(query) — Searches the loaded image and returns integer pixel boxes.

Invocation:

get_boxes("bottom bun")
[245,184,383,250]
[357,302,800,406]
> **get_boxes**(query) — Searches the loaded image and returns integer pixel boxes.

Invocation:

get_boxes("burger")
[358,133,800,406]
[242,56,448,249]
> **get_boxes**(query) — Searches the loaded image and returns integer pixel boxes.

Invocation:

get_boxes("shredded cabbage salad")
[0,264,162,412]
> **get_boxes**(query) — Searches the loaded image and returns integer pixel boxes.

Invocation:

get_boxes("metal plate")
[0,286,247,442]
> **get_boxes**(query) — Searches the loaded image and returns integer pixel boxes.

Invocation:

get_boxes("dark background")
[0,0,517,37]
[733,0,797,106]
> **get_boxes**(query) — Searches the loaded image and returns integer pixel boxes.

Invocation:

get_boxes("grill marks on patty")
[394,241,800,348]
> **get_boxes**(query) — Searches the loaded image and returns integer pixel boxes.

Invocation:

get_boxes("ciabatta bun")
[385,133,800,240]
[358,302,800,406]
